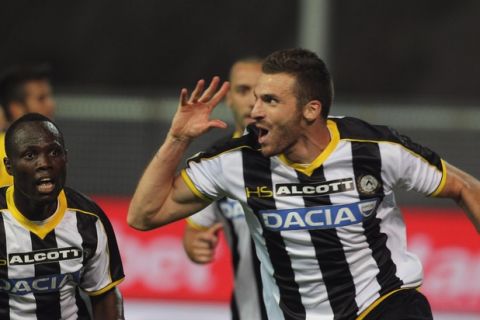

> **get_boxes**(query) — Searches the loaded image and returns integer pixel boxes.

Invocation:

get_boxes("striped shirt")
[0,186,125,320]
[182,116,445,320]
[187,198,267,320]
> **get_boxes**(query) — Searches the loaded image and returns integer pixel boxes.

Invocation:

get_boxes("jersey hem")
[356,286,419,320]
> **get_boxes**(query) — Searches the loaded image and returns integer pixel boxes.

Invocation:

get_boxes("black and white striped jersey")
[181,116,446,320]
[0,186,125,320]
[187,198,267,320]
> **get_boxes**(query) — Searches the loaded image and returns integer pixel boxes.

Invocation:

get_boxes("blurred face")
[252,72,304,157]
[6,121,66,204]
[226,62,262,132]
[20,80,56,119]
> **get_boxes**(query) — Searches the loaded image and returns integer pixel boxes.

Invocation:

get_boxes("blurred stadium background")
[1,0,479,318]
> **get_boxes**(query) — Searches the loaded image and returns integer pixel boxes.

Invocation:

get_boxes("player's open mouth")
[257,127,269,144]
[36,177,55,193]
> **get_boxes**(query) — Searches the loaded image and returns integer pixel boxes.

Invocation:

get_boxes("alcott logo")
[259,199,378,231]
[275,178,354,197]
[8,247,82,266]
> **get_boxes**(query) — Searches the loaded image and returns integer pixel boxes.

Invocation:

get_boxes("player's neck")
[283,121,331,164]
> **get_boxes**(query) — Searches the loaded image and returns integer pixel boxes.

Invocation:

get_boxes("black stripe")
[242,149,305,320]
[0,215,10,320]
[297,168,359,319]
[76,212,98,268]
[351,141,403,295]
[75,287,92,320]
[230,291,240,320]
[250,239,268,320]
[31,231,61,320]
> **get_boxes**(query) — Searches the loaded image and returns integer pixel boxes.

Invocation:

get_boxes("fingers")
[206,222,224,235]
[183,77,229,106]
[209,81,230,107]
[179,88,189,106]
[198,76,220,103]
[189,79,205,103]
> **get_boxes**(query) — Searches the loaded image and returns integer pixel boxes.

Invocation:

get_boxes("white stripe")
[4,212,37,320]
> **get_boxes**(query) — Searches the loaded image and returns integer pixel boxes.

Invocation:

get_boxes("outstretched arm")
[127,77,230,230]
[438,162,480,233]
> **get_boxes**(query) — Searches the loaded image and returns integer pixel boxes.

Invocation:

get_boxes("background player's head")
[0,64,56,127]
[262,48,333,120]
[226,57,263,134]
[4,113,66,204]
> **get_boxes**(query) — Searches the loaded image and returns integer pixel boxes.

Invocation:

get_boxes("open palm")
[169,76,230,142]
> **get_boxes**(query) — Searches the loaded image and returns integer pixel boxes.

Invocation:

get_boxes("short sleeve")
[379,140,446,197]
[80,215,125,296]
[181,155,226,201]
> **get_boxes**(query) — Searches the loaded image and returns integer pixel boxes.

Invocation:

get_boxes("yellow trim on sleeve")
[356,288,412,320]
[180,169,212,202]
[430,159,447,197]
[185,218,210,231]
[278,120,340,176]
[85,278,125,297]
[7,186,67,240]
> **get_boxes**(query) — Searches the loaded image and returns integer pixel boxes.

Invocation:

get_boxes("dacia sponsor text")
[259,199,378,231]
[0,271,81,295]
[218,198,244,220]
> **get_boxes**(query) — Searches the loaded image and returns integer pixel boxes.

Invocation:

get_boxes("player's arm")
[91,287,123,320]
[183,222,223,264]
[437,162,480,233]
[127,77,230,230]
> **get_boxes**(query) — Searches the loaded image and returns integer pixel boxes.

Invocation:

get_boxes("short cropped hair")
[262,48,333,119]
[0,64,51,121]
[5,113,64,158]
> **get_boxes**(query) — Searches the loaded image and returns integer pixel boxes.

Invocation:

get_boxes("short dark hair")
[262,48,333,119]
[5,113,64,158]
[0,64,52,121]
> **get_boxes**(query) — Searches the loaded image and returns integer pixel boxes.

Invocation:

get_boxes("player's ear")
[4,157,12,176]
[303,100,322,123]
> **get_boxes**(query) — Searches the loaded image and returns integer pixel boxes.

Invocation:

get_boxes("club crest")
[357,175,380,195]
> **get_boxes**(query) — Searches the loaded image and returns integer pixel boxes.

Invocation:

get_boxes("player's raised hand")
[169,77,230,142]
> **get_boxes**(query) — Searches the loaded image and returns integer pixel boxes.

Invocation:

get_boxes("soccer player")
[0,64,56,186]
[127,48,480,319]
[182,57,267,319]
[0,113,125,319]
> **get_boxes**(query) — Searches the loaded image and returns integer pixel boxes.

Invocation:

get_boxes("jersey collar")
[6,186,67,240]
[278,119,340,176]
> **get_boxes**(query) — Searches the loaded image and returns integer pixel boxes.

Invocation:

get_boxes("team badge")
[357,175,380,195]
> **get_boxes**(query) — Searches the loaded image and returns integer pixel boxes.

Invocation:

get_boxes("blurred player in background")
[0,113,125,319]
[182,57,268,319]
[0,64,56,186]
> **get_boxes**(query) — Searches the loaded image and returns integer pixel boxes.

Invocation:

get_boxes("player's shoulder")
[63,186,106,218]
[187,125,261,164]
[330,116,406,144]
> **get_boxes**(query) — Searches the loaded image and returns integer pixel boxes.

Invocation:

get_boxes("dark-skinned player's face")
[6,121,67,203]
